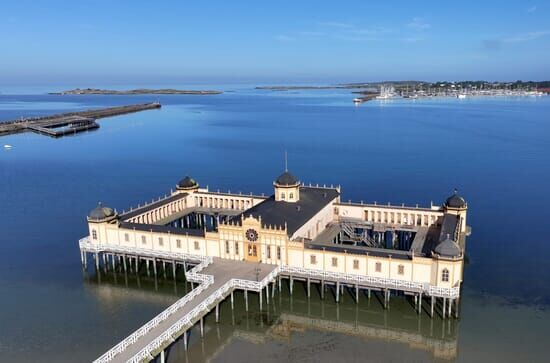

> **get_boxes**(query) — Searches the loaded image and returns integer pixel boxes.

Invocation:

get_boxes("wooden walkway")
[0,102,160,137]
[90,252,278,363]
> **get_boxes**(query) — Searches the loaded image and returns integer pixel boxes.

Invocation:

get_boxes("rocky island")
[50,88,222,95]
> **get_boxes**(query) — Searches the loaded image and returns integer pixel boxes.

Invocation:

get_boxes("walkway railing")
[94,256,214,363]
[79,237,210,265]
[128,267,280,363]
[280,265,459,298]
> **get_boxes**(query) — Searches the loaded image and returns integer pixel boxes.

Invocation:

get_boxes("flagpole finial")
[284,150,288,172]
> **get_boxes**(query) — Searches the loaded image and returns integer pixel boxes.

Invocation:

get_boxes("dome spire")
[284,150,288,172]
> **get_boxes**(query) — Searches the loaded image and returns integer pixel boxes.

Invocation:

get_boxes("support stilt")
[430,296,435,318]
[231,291,234,310]
[336,281,340,303]
[200,317,204,338]
[215,304,219,323]
[184,331,188,350]
[172,261,176,280]
[245,290,249,312]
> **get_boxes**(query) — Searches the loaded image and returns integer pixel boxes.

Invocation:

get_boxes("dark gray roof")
[120,221,205,237]
[178,176,198,189]
[88,203,116,221]
[439,214,458,242]
[237,186,339,235]
[275,171,299,186]
[435,237,461,257]
[445,192,466,208]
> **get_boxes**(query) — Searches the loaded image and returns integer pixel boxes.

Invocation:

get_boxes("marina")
[81,170,469,362]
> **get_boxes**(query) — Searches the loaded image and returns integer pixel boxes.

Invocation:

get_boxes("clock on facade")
[245,228,259,242]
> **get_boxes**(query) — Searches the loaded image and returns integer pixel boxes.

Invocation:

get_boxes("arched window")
[92,230,97,240]
[289,192,294,200]
[398,264,404,275]
[442,268,449,282]
[281,192,286,200]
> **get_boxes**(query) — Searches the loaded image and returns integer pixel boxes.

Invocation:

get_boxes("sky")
[0,0,549,85]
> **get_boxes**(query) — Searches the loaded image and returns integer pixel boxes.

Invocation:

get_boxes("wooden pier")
[80,235,460,363]
[0,102,160,138]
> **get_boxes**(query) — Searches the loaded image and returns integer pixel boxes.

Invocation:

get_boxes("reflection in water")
[84,269,458,362]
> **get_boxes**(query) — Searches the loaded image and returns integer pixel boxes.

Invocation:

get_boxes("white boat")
[376,85,397,99]
[457,94,467,99]
[4,144,13,149]
[353,97,362,103]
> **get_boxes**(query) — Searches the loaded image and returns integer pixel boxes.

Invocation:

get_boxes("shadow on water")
[83,269,459,363]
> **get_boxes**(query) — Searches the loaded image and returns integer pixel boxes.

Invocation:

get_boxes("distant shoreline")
[49,88,223,95]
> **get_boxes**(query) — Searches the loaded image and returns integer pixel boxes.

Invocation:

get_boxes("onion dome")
[88,202,117,222]
[445,190,467,209]
[275,171,300,186]
[435,235,461,258]
[177,176,199,191]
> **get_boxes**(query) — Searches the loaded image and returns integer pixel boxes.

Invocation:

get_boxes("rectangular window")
[225,241,230,254]
[92,230,97,240]
[310,255,317,265]
[124,233,129,242]
[176,239,181,248]
[332,257,338,267]
[277,246,281,260]
[375,262,382,272]
[235,242,239,255]
[353,259,359,270]
[442,269,449,282]
[141,235,146,244]
[398,265,404,275]
[158,237,163,246]
[266,246,271,259]
[194,241,199,250]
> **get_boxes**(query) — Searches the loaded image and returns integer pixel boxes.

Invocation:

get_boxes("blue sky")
[0,0,549,85]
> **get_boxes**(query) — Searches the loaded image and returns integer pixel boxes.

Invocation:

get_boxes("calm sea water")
[1,89,549,362]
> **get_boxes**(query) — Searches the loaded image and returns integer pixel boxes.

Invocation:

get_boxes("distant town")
[258,80,550,103]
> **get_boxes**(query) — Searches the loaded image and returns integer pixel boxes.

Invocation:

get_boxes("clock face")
[245,228,259,242]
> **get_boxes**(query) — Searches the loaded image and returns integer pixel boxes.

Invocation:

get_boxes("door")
[246,243,260,262]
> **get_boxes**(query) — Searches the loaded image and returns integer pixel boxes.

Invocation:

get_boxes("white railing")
[79,237,209,265]
[128,267,280,363]
[89,236,281,363]
[280,266,459,298]
[280,265,424,291]
[428,285,460,298]
[94,251,214,363]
